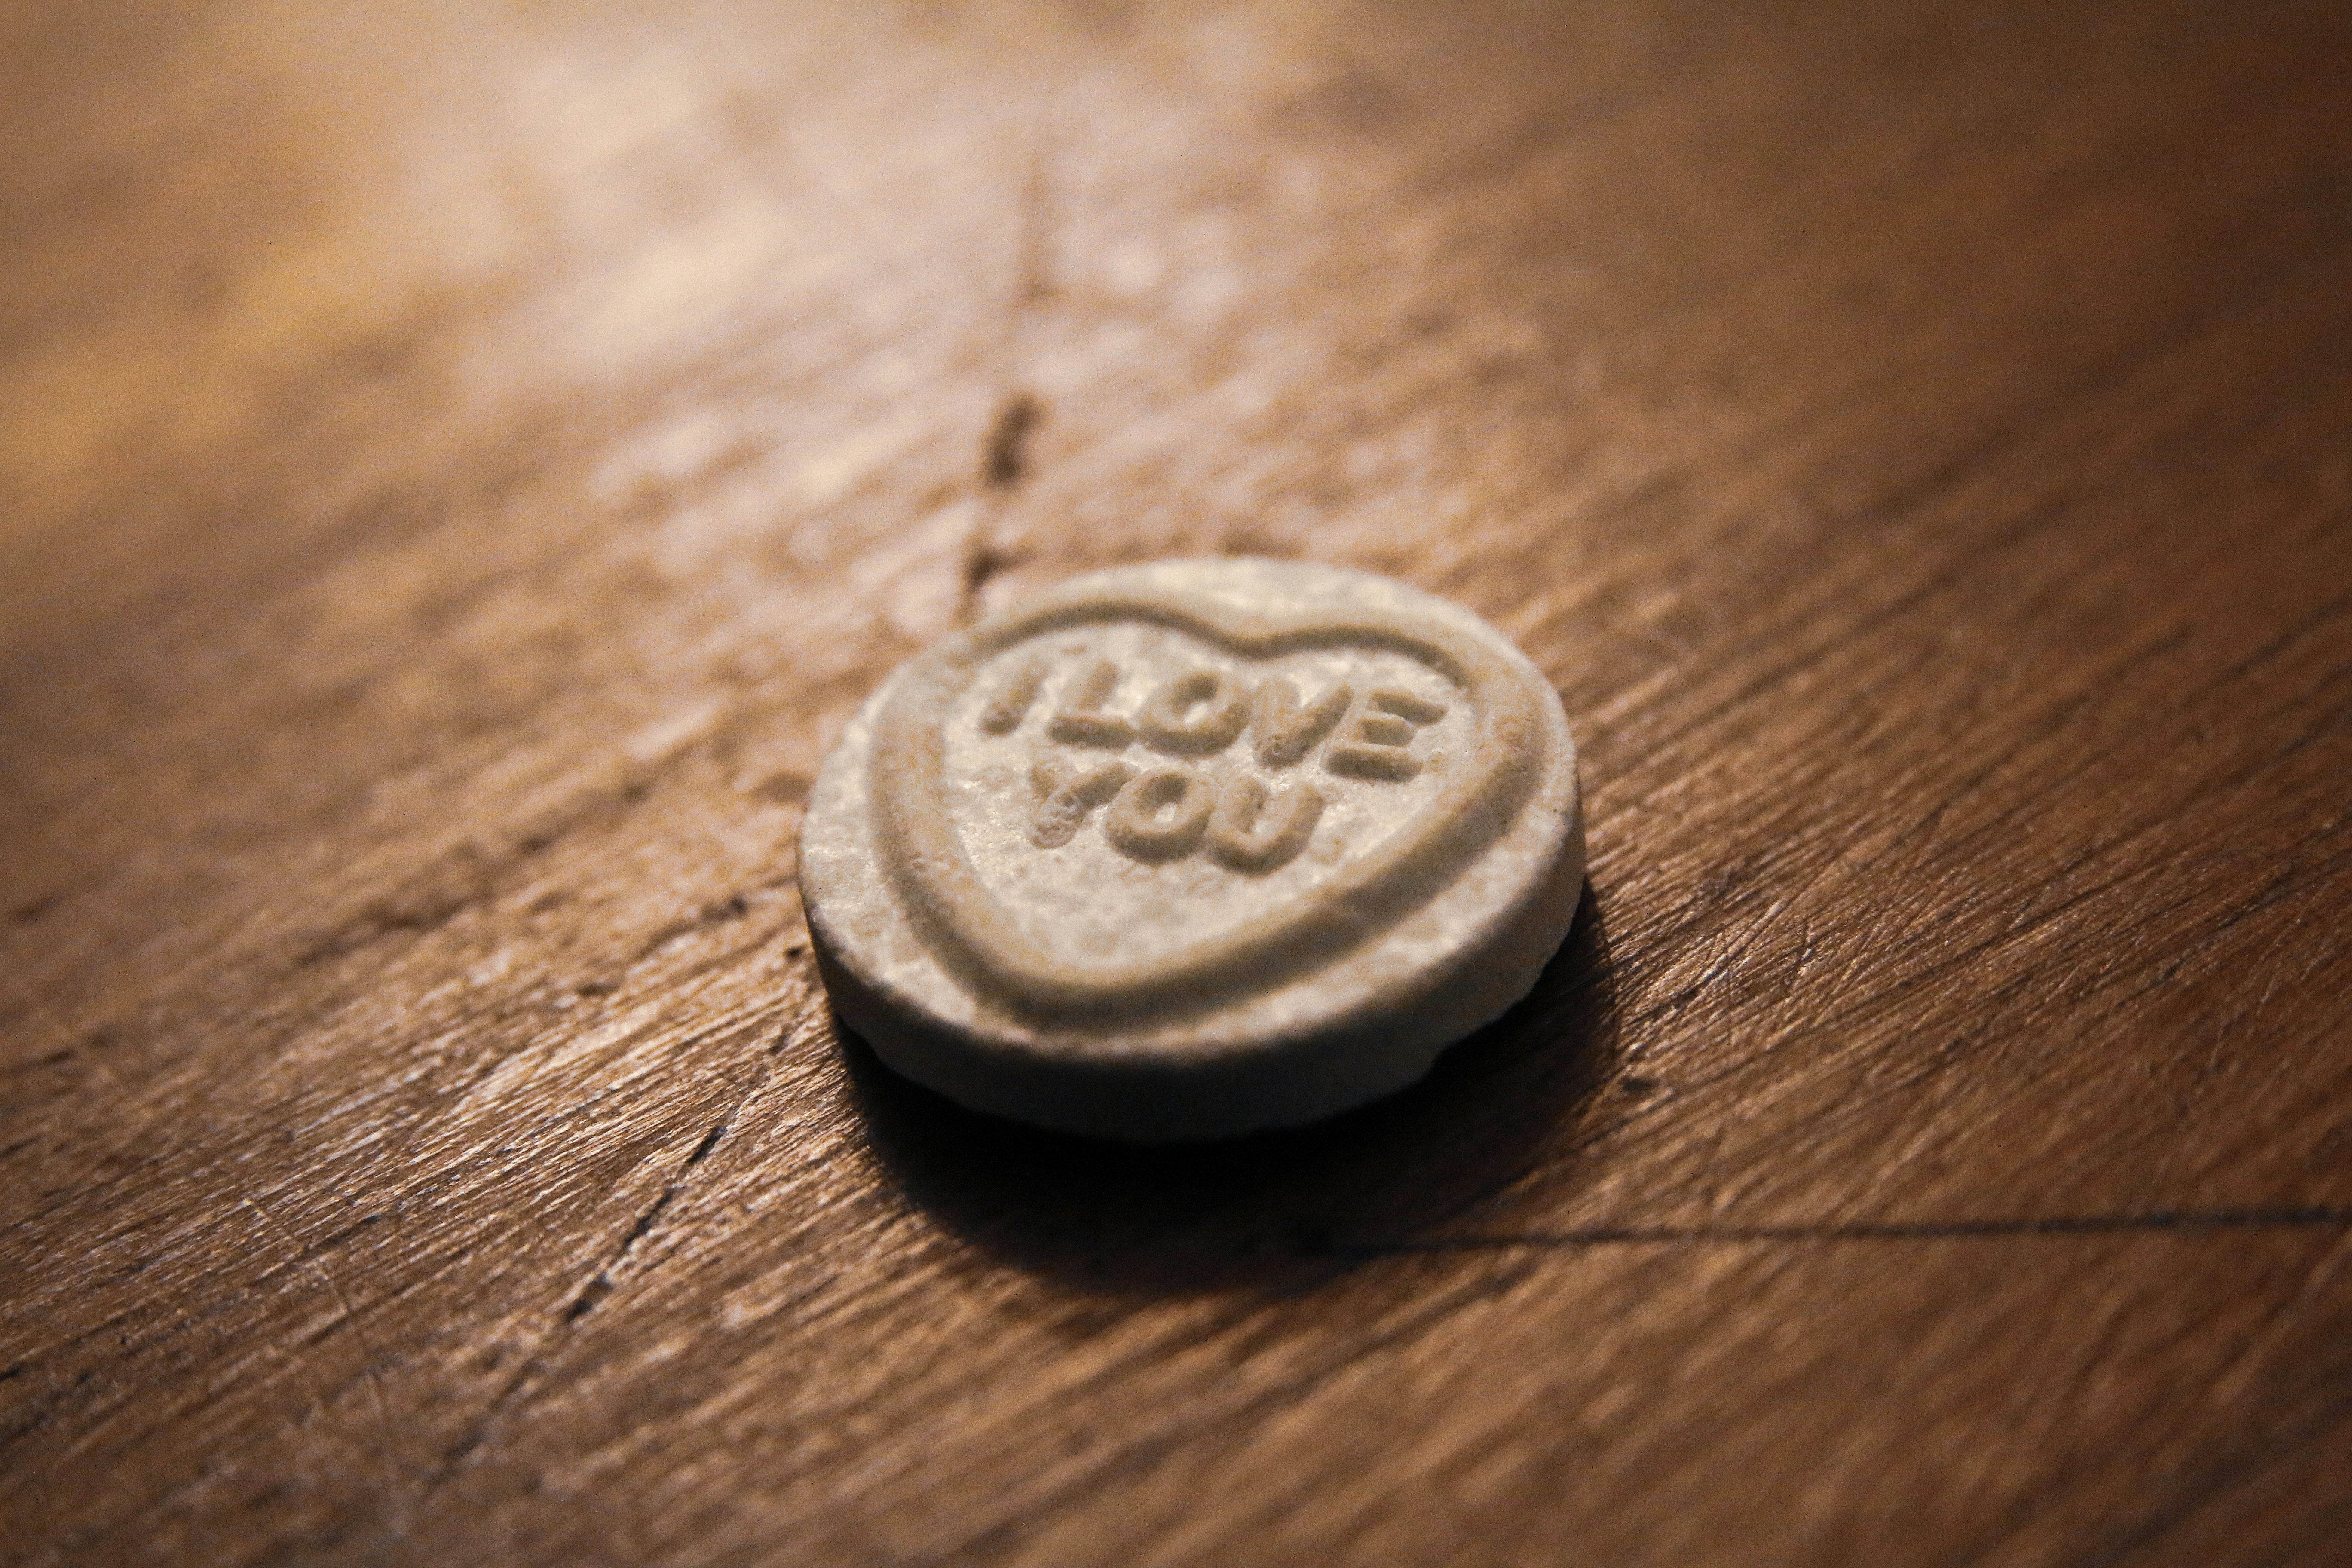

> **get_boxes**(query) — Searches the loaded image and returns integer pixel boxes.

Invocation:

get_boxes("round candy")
[799,557,1585,1141]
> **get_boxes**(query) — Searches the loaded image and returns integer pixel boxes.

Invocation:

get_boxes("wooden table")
[6,3,2349,1562]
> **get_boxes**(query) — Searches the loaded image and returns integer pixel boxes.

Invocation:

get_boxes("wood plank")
[4,1,2349,1563]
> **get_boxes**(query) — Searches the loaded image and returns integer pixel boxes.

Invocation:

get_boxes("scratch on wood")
[564,1187,678,1323]
[235,1195,410,1525]
[562,1123,732,1324]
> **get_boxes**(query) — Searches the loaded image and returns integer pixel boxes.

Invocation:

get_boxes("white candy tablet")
[799,558,1585,1142]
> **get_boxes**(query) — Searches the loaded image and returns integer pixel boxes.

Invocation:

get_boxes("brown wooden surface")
[5,3,2351,1563]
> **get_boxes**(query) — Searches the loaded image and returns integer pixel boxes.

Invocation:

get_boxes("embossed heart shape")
[869,578,1552,1022]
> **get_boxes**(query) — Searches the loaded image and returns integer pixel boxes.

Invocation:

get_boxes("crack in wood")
[1317,1207,2352,1255]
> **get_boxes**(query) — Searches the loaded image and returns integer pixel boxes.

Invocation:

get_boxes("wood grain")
[5,1,2350,1563]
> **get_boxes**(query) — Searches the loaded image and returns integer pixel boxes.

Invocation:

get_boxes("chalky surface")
[800,558,1584,1140]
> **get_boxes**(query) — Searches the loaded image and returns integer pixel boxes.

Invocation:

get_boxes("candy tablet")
[799,558,1585,1142]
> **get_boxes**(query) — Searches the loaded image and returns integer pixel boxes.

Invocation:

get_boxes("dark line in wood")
[564,1188,679,1323]
[8,891,61,924]
[1014,128,1056,306]
[683,1119,727,1167]
[982,392,1042,491]
[1318,1207,2352,1256]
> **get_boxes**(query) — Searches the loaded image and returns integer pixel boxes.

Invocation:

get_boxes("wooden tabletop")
[6,3,2349,1563]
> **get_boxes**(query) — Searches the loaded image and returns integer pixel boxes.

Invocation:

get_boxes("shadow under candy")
[840,886,1619,1295]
